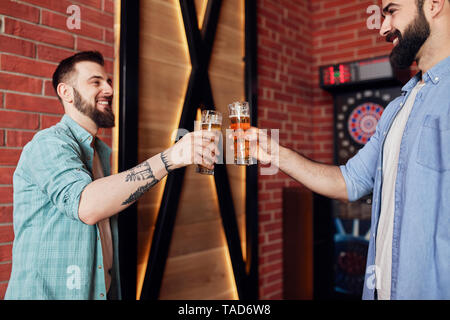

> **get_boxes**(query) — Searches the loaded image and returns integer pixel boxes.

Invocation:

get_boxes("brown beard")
[387,5,430,69]
[73,87,115,128]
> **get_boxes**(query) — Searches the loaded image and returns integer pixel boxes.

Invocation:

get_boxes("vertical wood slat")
[137,0,246,299]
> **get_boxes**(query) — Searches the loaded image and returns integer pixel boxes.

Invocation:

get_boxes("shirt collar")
[61,114,94,145]
[424,54,450,85]
[402,55,450,92]
[401,73,421,93]
[61,114,112,162]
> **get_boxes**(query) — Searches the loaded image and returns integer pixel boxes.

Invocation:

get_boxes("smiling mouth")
[96,98,112,108]
[386,32,400,47]
[393,37,399,46]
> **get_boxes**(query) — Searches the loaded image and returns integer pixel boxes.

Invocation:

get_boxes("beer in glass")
[196,110,222,175]
[228,101,251,165]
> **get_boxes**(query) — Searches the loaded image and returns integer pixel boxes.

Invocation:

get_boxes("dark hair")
[418,0,450,8]
[52,51,104,101]
[418,0,450,7]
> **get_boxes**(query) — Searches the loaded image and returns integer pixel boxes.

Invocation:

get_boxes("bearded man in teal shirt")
[5,51,218,299]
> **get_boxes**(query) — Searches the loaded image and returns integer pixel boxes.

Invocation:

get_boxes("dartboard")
[334,87,402,165]
[347,103,384,145]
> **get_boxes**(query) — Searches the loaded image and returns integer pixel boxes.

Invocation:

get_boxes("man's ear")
[428,0,446,18]
[57,83,74,104]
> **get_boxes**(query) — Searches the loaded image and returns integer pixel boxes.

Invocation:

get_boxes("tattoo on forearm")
[122,161,159,205]
[161,151,174,173]
[121,179,159,205]
[125,161,155,182]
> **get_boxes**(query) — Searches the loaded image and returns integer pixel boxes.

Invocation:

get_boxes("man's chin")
[96,123,115,129]
[98,122,115,129]
[93,111,115,128]
[390,50,415,70]
[97,119,115,129]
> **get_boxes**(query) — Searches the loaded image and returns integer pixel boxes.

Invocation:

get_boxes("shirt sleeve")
[339,118,383,202]
[25,134,93,221]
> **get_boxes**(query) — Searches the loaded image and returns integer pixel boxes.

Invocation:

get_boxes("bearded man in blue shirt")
[5,51,219,299]
[248,0,450,299]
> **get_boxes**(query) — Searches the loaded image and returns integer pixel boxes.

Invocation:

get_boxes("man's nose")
[102,82,113,96]
[379,16,391,37]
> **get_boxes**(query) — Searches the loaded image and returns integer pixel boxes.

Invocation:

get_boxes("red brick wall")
[0,0,114,299]
[310,0,391,164]
[257,0,392,299]
[257,0,313,300]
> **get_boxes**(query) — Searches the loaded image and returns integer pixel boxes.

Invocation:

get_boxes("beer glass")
[196,110,222,175]
[228,101,251,165]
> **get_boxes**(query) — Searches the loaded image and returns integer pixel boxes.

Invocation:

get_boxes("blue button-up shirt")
[340,55,450,300]
[5,115,121,300]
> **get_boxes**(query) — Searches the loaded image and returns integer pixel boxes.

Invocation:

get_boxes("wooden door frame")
[118,0,259,300]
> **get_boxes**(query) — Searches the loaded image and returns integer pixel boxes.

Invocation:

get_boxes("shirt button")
[98,265,102,269]
[435,77,439,82]
[100,293,104,298]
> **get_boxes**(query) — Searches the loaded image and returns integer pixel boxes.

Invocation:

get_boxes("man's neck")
[417,33,450,75]
[65,109,99,137]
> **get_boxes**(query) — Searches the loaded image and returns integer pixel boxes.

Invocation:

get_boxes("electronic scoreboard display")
[319,56,406,90]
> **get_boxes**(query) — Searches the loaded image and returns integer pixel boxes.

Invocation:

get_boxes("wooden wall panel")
[209,0,246,261]
[137,0,246,299]
[159,247,237,300]
[137,0,191,298]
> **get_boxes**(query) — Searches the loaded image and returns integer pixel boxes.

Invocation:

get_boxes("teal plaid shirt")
[5,115,121,300]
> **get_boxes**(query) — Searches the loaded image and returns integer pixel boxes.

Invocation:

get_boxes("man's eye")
[389,9,396,15]
[92,81,100,85]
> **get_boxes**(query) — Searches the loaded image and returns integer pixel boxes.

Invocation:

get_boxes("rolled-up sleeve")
[340,122,383,202]
[25,134,93,221]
